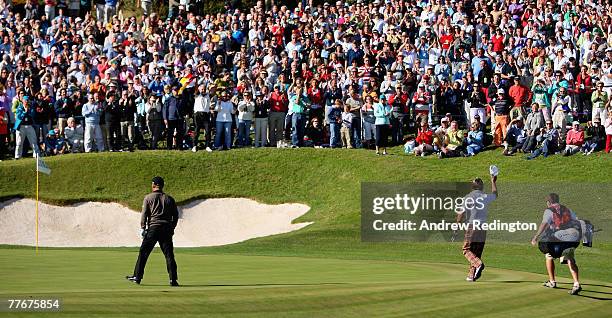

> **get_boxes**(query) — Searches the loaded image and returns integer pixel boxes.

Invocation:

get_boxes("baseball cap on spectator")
[48,129,55,136]
[441,117,449,124]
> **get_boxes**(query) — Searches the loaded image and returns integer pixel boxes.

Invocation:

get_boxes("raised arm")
[490,175,498,197]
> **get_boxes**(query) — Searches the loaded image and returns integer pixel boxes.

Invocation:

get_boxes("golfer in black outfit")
[126,176,179,286]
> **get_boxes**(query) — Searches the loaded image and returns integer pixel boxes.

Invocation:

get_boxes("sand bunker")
[0,198,312,247]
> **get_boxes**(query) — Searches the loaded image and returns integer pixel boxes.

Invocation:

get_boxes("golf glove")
[141,229,148,239]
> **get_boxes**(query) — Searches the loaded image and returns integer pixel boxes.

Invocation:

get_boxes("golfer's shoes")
[466,277,474,282]
[542,280,557,288]
[170,280,180,287]
[569,285,582,295]
[125,276,141,284]
[473,263,485,281]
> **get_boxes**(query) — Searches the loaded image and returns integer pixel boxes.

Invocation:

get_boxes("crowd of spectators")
[1,0,612,161]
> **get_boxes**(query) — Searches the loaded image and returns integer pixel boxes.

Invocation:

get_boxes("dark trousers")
[390,116,405,145]
[529,139,558,159]
[375,124,389,147]
[149,121,163,150]
[351,117,362,148]
[193,112,212,148]
[133,225,178,281]
[166,119,184,150]
[510,141,524,153]
[291,113,305,146]
[522,135,538,153]
[109,121,122,150]
[0,134,7,159]
[575,91,592,120]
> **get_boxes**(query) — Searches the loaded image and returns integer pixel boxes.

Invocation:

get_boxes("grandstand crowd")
[0,0,612,160]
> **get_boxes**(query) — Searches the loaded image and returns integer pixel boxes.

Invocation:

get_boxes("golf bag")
[537,205,581,258]
[579,219,595,248]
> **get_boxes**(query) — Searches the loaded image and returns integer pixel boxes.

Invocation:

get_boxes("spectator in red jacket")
[491,29,505,54]
[414,121,434,156]
[269,84,288,147]
[574,65,593,121]
[508,76,532,119]
[563,121,584,156]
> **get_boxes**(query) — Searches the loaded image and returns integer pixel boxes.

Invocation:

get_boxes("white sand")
[0,198,312,247]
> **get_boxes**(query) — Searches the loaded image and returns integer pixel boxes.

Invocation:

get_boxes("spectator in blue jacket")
[82,94,105,152]
[162,85,184,150]
[466,121,484,156]
[13,96,40,159]
[504,118,527,156]
[373,94,391,155]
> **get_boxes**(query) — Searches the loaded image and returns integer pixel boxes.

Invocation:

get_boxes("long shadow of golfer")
[146,283,349,288]
[494,281,612,300]
[555,288,612,301]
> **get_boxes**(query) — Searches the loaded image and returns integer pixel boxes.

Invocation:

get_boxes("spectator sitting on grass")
[504,118,527,156]
[64,117,84,153]
[466,121,484,157]
[523,103,545,153]
[439,121,465,159]
[305,118,324,148]
[433,117,450,152]
[528,120,560,160]
[43,129,65,156]
[414,121,434,157]
[563,122,584,156]
[582,119,606,155]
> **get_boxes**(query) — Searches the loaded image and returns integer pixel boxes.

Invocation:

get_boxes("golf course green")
[0,249,610,317]
[1,148,611,316]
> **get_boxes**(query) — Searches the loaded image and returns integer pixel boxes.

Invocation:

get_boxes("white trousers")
[592,107,607,123]
[15,125,39,159]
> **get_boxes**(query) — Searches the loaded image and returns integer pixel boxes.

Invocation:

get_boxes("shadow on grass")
[495,280,542,284]
[495,281,612,300]
[144,283,349,288]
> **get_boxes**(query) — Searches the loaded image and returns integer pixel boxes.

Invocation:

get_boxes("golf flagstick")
[34,154,51,254]
[36,155,39,254]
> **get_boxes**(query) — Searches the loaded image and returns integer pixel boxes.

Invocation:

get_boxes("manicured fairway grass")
[0,249,610,317]
[1,148,611,316]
